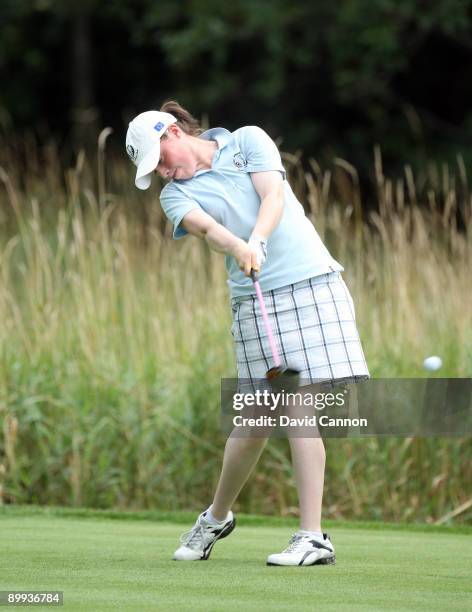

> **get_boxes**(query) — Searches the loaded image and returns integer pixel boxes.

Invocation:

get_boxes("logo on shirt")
[127,144,138,162]
[233,152,247,170]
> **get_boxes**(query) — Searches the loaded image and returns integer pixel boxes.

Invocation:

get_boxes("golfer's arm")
[181,209,245,255]
[250,171,285,239]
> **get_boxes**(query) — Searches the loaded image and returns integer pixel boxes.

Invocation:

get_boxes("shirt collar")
[199,127,232,150]
[189,127,232,177]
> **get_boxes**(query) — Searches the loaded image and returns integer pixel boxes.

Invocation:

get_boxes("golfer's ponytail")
[160,100,203,136]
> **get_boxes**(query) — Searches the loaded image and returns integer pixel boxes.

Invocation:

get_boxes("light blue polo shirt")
[160,125,343,298]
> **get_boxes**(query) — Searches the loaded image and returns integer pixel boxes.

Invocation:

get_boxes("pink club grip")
[250,270,281,368]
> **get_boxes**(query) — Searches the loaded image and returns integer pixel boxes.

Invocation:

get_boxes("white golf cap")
[126,110,177,190]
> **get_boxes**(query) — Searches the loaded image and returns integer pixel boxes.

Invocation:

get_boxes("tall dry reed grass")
[0,130,470,523]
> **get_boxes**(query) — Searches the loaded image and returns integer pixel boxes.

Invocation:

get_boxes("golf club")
[250,269,300,387]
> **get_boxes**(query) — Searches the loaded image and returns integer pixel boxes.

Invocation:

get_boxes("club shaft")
[253,278,281,368]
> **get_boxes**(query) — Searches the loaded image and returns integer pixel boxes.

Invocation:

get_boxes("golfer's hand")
[234,242,261,277]
[248,233,267,267]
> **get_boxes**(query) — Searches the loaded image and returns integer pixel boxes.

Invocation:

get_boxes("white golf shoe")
[267,532,335,566]
[173,510,236,561]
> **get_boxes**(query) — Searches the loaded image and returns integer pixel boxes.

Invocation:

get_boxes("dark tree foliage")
[1,0,472,172]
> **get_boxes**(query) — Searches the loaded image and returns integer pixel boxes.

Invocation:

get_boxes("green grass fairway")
[1,507,471,611]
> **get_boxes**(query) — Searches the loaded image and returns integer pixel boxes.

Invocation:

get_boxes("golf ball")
[423,356,442,371]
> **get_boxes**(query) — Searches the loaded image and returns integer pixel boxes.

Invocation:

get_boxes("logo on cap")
[127,144,138,162]
[154,122,165,132]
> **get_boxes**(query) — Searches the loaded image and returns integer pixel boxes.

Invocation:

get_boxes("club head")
[266,366,300,393]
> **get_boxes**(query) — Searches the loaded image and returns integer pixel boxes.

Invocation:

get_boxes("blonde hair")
[160,100,203,136]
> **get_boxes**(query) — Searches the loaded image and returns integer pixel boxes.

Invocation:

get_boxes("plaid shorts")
[231,272,370,387]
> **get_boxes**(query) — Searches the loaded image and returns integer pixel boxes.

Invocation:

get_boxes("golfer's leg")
[288,436,326,532]
[210,434,268,520]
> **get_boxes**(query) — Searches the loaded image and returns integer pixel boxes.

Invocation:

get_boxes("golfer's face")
[155,133,196,181]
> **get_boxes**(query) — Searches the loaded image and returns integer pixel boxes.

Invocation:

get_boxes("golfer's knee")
[228,433,269,450]
[318,438,326,464]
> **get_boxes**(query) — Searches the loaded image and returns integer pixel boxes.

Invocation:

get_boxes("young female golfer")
[126,101,369,566]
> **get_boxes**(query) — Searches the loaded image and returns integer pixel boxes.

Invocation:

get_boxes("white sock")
[299,529,324,539]
[204,506,228,524]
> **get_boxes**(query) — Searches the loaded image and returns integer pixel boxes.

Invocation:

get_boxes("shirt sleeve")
[160,185,201,239]
[238,125,286,178]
